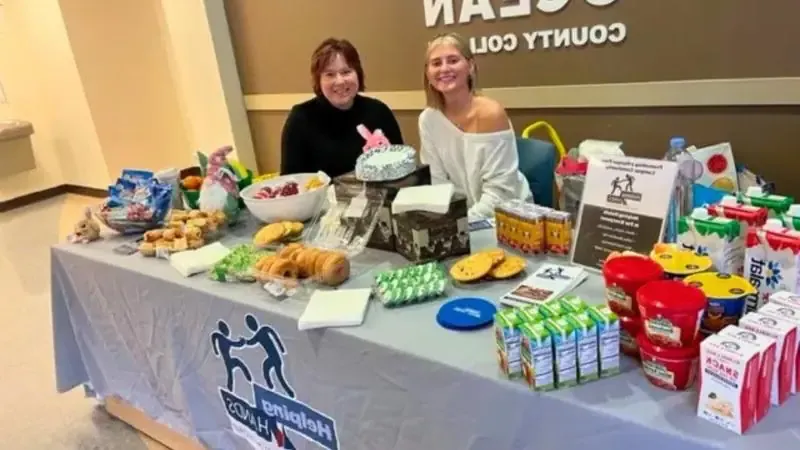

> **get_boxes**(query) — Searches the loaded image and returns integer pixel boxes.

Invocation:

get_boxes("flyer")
[571,155,678,270]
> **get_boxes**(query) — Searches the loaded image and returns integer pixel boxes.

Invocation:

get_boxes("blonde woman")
[419,33,531,219]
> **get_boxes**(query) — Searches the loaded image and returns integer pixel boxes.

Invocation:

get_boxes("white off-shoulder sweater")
[418,108,532,219]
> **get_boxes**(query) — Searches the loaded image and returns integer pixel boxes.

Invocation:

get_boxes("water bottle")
[663,137,694,243]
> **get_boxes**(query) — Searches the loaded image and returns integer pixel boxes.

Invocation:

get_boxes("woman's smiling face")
[319,53,359,109]
[426,42,472,94]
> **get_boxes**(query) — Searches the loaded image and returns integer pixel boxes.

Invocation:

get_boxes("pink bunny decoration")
[356,124,390,152]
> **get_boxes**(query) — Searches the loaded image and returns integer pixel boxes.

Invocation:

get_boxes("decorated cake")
[355,145,417,182]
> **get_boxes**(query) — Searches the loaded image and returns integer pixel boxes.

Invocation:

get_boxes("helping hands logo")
[211,314,339,450]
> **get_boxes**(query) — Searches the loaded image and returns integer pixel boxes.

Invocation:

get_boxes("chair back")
[516,137,558,207]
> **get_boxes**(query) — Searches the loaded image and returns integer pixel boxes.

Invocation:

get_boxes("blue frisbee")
[436,297,497,331]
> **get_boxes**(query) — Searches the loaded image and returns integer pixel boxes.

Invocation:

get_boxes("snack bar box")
[739,312,798,405]
[698,333,762,435]
[333,165,431,251]
[392,194,470,263]
[757,302,800,394]
[717,325,776,423]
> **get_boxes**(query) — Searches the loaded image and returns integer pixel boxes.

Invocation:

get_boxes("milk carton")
[718,326,776,423]
[566,312,600,383]
[520,321,555,391]
[739,312,798,405]
[738,186,793,218]
[494,309,523,378]
[678,208,744,275]
[587,305,621,377]
[698,333,762,435]
[779,204,800,231]
[543,317,578,388]
[743,219,800,313]
[708,195,768,239]
[757,302,800,394]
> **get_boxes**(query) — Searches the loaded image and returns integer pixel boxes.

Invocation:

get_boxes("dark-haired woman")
[280,38,403,177]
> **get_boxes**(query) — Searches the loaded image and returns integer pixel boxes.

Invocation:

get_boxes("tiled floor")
[0,195,167,449]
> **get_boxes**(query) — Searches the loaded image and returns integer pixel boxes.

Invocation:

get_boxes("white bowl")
[240,172,330,223]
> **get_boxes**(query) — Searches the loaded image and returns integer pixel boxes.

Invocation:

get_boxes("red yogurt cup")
[637,279,707,348]
[637,333,700,391]
[620,315,642,358]
[602,255,664,317]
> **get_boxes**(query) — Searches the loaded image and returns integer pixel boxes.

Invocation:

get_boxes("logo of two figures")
[210,314,295,398]
[609,174,635,196]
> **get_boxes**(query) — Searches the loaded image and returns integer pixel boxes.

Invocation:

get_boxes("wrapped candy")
[96,169,173,234]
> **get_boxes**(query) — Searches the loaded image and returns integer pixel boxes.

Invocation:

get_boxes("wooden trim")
[244,77,800,111]
[0,184,106,213]
[105,396,205,450]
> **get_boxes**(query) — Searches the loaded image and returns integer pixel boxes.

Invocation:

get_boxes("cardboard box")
[392,194,469,263]
[757,302,800,394]
[698,333,761,435]
[769,290,800,309]
[718,325,777,423]
[333,165,431,251]
[739,312,798,405]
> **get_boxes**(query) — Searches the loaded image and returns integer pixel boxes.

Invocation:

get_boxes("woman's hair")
[423,32,478,110]
[310,38,366,97]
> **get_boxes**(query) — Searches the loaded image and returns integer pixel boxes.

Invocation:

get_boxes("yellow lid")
[684,272,756,299]
[650,244,712,275]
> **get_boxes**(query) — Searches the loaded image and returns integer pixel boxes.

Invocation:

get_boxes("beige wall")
[0,0,108,201]
[58,0,192,179]
[0,0,254,202]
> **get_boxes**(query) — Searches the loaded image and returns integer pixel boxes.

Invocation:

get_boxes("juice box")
[544,209,573,255]
[541,298,567,317]
[494,309,523,378]
[738,187,794,218]
[698,333,762,435]
[743,219,800,313]
[718,325,777,423]
[757,302,800,394]
[678,208,744,275]
[520,321,555,391]
[516,305,543,323]
[587,305,621,377]
[543,317,578,388]
[566,312,600,383]
[559,295,588,314]
[739,312,798,405]
[495,201,545,254]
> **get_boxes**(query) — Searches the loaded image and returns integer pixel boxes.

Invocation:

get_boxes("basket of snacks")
[94,169,174,234]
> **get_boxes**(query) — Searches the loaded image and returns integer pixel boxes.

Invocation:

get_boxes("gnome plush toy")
[198,146,241,222]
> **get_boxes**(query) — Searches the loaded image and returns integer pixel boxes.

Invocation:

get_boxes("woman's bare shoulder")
[474,96,511,133]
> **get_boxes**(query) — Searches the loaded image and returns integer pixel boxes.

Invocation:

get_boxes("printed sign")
[423,0,626,55]
[211,314,340,450]
[571,156,678,270]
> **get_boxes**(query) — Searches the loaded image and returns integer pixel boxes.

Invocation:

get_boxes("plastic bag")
[555,148,587,220]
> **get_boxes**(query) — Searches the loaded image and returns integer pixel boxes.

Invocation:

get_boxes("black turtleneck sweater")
[280,95,404,178]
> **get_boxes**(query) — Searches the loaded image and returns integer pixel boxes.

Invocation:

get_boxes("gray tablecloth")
[51,222,800,450]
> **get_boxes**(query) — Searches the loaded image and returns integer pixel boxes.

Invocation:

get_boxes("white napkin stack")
[391,183,454,215]
[169,242,230,277]
[298,288,372,331]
